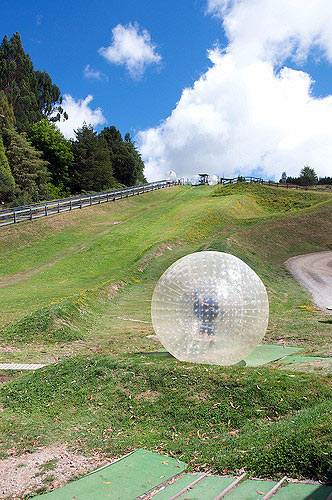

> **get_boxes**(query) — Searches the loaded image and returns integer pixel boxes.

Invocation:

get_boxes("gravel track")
[286,251,332,313]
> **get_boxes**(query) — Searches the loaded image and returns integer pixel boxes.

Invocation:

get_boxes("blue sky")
[2,0,332,180]
[2,0,227,135]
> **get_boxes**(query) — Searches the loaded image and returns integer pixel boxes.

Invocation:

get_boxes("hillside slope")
[0,183,332,490]
[0,183,331,362]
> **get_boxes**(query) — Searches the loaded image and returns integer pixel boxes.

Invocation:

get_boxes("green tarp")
[37,450,332,500]
[136,344,304,366]
[35,449,185,500]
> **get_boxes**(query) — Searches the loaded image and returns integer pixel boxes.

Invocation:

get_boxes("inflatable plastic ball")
[165,170,177,182]
[151,251,269,365]
[208,175,219,186]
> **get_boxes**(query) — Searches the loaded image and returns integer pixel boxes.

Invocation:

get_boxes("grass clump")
[213,183,330,212]
[0,300,83,344]
[0,355,331,481]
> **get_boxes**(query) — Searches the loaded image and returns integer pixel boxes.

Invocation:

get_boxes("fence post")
[80,197,82,209]
[30,208,32,220]
[90,195,92,206]
[70,199,72,210]
[13,210,16,223]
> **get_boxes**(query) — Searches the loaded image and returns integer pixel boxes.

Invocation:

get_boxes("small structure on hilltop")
[198,173,209,184]
[191,173,219,185]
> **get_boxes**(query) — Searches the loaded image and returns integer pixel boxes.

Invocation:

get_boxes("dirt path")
[0,445,108,500]
[286,251,332,313]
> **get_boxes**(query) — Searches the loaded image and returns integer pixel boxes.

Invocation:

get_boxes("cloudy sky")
[3,0,332,180]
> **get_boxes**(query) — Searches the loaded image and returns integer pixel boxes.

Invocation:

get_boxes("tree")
[0,90,16,129]
[280,171,287,184]
[124,134,146,185]
[70,124,115,193]
[299,166,318,186]
[286,175,300,185]
[29,119,73,192]
[34,70,68,123]
[100,127,146,186]
[4,128,50,204]
[318,176,332,185]
[0,134,15,203]
[0,33,66,131]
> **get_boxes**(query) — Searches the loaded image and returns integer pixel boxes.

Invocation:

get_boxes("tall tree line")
[280,167,331,186]
[0,32,145,206]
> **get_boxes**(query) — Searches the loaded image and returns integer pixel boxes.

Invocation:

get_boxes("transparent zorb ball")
[151,251,269,365]
[208,175,219,186]
[191,174,200,186]
[165,170,177,182]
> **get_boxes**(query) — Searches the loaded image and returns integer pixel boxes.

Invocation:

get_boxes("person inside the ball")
[193,292,219,336]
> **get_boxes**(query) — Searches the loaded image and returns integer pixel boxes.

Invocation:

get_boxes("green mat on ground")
[225,479,277,499]
[136,344,303,366]
[35,449,185,499]
[242,344,303,366]
[36,450,332,500]
[279,355,332,364]
[273,483,332,500]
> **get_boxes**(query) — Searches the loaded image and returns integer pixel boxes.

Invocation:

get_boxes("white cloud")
[56,94,106,139]
[206,0,332,65]
[138,0,332,181]
[83,65,104,80]
[99,22,162,79]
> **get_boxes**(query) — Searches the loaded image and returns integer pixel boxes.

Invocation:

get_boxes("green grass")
[0,183,332,484]
[0,355,331,481]
[1,184,331,358]
[213,182,331,212]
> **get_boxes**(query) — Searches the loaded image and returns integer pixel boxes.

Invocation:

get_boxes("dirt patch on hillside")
[137,243,175,273]
[105,281,126,300]
[0,445,109,500]
[0,371,18,386]
[135,390,160,402]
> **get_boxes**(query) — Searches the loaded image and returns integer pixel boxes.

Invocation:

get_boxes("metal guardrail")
[221,176,262,184]
[0,180,176,227]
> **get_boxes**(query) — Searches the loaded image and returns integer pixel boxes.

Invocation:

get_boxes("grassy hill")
[0,183,332,485]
